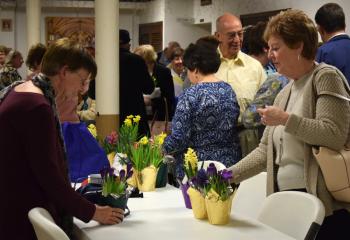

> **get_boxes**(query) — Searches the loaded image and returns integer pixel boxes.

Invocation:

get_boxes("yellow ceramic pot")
[205,191,234,225]
[187,187,207,219]
[107,151,116,166]
[136,165,158,192]
[127,170,138,188]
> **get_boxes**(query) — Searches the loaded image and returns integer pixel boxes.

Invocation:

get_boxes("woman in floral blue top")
[163,40,241,179]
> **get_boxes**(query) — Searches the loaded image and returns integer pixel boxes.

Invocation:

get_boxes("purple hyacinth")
[106,135,112,144]
[100,166,115,179]
[126,163,133,179]
[206,163,217,177]
[219,169,233,181]
[197,168,209,187]
[119,169,126,181]
[190,176,198,188]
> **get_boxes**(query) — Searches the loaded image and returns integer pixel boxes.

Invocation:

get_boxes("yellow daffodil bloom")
[87,124,97,138]
[155,132,167,145]
[139,136,149,145]
[127,115,134,119]
[184,147,198,169]
[124,118,132,127]
[133,115,141,123]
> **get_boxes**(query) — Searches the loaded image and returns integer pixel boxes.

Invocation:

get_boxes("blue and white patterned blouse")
[163,81,241,179]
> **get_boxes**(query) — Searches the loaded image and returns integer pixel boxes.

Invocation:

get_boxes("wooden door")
[139,21,163,52]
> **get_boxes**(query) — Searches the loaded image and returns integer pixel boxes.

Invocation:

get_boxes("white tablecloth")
[74,185,295,240]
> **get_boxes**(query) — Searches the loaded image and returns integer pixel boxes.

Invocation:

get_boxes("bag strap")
[150,97,169,133]
[317,90,350,102]
[312,63,350,148]
[150,109,158,130]
[313,63,350,99]
[164,97,169,132]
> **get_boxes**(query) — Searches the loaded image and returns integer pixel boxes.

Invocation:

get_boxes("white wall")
[120,9,140,50]
[0,8,27,78]
[164,0,211,49]
[215,0,350,34]
[0,9,16,49]
[139,0,164,24]
[137,0,164,50]
[193,0,239,34]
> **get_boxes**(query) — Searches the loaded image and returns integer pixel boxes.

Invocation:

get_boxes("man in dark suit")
[119,29,154,137]
[315,3,350,83]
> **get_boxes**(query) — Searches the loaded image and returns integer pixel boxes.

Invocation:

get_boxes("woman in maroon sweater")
[0,38,123,239]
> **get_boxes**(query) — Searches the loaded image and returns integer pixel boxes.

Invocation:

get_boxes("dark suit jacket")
[152,64,175,121]
[120,48,154,137]
[316,34,350,84]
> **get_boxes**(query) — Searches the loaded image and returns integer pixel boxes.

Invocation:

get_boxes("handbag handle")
[313,63,350,100]
[317,91,350,148]
[164,97,169,132]
[150,97,169,133]
[313,63,350,148]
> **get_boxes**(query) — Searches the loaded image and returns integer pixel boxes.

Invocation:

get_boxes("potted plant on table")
[106,115,140,177]
[183,148,209,218]
[151,133,168,188]
[101,131,118,166]
[179,148,197,209]
[117,115,140,158]
[204,163,236,225]
[98,164,133,211]
[129,133,167,192]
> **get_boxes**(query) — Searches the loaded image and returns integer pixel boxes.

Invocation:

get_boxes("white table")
[74,185,295,240]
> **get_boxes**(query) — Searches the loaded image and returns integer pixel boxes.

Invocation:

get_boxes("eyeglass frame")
[224,30,244,40]
[74,71,91,87]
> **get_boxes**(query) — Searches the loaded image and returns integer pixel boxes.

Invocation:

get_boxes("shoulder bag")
[149,97,172,136]
[311,64,350,202]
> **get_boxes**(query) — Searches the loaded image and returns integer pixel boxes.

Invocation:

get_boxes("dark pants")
[238,128,260,157]
[316,209,350,239]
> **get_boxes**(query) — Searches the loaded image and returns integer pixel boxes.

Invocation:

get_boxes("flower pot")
[98,194,128,210]
[187,187,207,219]
[180,183,192,209]
[127,170,138,188]
[107,152,116,166]
[136,166,158,192]
[205,192,234,225]
[156,163,168,188]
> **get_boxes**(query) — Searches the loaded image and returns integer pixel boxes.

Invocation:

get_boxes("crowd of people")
[1,2,350,239]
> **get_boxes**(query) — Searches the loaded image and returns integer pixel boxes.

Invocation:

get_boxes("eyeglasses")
[225,30,244,40]
[74,71,91,86]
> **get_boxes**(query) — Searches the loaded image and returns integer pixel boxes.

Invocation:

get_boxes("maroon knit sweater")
[0,90,95,239]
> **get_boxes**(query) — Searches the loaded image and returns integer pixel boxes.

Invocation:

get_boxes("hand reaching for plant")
[92,205,124,224]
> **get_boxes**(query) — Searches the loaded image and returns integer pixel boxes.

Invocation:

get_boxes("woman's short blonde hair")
[264,9,318,60]
[134,44,157,64]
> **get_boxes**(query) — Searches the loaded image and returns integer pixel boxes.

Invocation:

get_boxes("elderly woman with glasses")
[228,9,350,239]
[0,38,124,240]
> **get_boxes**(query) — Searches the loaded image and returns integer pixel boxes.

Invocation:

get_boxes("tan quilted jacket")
[229,63,350,215]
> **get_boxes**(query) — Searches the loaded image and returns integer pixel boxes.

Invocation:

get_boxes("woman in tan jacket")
[229,9,350,239]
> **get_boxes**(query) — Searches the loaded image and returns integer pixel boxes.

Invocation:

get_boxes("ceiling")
[67,0,153,1]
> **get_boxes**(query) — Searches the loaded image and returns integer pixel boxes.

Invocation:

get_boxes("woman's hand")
[257,106,289,126]
[92,205,124,225]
